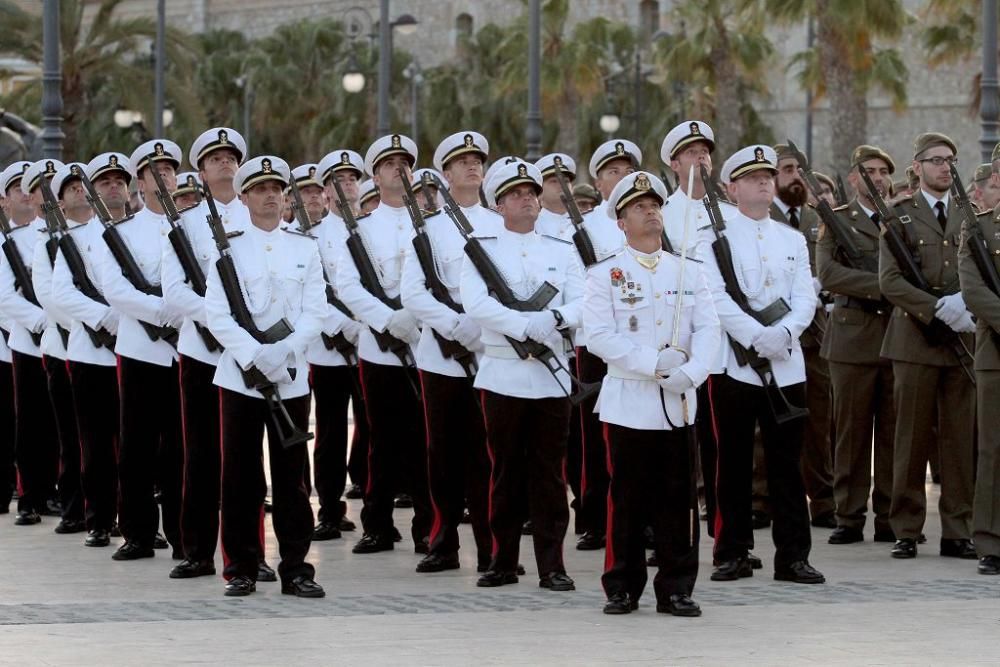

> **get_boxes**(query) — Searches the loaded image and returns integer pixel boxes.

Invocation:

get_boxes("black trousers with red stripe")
[421,370,491,565]
[711,374,811,569]
[220,388,314,583]
[602,423,699,603]
[177,355,221,562]
[117,357,182,550]
[697,378,720,537]
[481,390,571,575]
[68,361,118,532]
[311,364,367,525]
[359,361,430,542]
[576,347,608,536]
[12,351,59,514]
[44,356,83,523]
[0,361,14,511]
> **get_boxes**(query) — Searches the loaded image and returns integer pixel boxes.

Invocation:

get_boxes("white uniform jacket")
[0,219,47,358]
[584,248,720,430]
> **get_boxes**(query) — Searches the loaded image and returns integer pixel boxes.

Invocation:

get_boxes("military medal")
[610,267,624,286]
[620,272,644,305]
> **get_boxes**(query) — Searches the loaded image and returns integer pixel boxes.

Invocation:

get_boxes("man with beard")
[817,145,897,545]
[767,144,836,530]
[879,133,976,560]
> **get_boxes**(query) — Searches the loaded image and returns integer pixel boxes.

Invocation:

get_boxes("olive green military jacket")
[877,192,972,366]
[771,202,826,348]
[816,199,889,365]
[957,206,1000,371]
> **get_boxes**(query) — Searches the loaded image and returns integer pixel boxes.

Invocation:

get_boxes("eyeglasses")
[918,156,958,167]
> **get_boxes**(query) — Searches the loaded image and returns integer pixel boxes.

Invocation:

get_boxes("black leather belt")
[834,294,887,315]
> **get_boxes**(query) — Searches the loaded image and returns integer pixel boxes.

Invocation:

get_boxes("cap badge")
[690,122,701,135]
[754,147,766,162]
[341,151,350,165]
[464,134,474,148]
[44,161,55,175]
[70,165,80,176]
[554,156,563,167]
[262,158,272,173]
[615,142,625,156]
[109,156,119,167]
[154,142,165,157]
[391,135,402,148]
[186,175,196,187]
[635,173,651,191]
[219,130,229,144]
[517,164,528,177]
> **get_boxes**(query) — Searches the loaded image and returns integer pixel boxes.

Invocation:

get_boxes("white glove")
[524,311,557,341]
[949,311,976,333]
[658,369,694,394]
[387,309,419,342]
[263,365,293,385]
[449,315,482,349]
[253,340,294,377]
[31,314,47,334]
[763,347,792,363]
[157,304,184,329]
[752,326,790,359]
[98,310,119,335]
[935,294,967,327]
[341,319,363,345]
[655,347,688,375]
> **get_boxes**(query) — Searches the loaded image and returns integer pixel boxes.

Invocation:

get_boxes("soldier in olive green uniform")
[970,163,1000,213]
[878,132,977,560]
[817,145,896,544]
[767,144,836,528]
[957,143,1000,576]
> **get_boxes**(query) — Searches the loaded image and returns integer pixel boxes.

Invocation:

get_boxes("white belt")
[484,344,522,360]
[606,364,655,381]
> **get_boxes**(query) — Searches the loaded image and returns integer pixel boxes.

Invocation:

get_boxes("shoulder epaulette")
[470,235,496,241]
[484,207,502,216]
[831,204,848,212]
[589,253,617,267]
[226,230,244,239]
[355,212,373,221]
[540,233,572,245]
[421,209,443,220]
[283,227,315,239]
[669,251,703,263]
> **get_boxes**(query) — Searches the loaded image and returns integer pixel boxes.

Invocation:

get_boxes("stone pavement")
[0,479,996,666]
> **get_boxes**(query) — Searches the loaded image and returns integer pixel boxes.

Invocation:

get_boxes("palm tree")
[920,0,992,114]
[763,0,910,173]
[0,0,197,158]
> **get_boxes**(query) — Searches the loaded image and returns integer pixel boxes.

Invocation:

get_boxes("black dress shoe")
[977,555,1000,575]
[940,538,977,559]
[774,560,825,584]
[576,531,606,551]
[416,552,460,573]
[873,530,896,543]
[312,522,342,541]
[751,510,771,529]
[603,592,637,614]
[352,533,394,554]
[153,533,168,549]
[521,520,533,535]
[476,570,518,587]
[657,594,702,617]
[339,516,356,532]
[891,538,917,559]
[344,483,363,499]
[747,552,763,570]
[85,529,110,547]
[41,498,63,517]
[414,537,430,555]
[112,541,154,561]
[394,493,413,508]
[169,559,216,579]
[917,533,927,544]
[828,526,864,544]
[224,575,255,597]
[54,519,86,534]
[539,571,575,591]
[810,513,837,529]
[710,557,752,581]
[14,510,40,525]
[476,563,526,575]
[282,575,325,598]
[257,561,277,582]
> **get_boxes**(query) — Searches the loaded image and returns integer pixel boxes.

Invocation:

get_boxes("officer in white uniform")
[205,155,326,598]
[314,148,370,508]
[50,154,127,547]
[400,131,495,574]
[0,160,61,526]
[460,160,584,592]
[357,178,380,215]
[336,134,431,555]
[700,145,825,585]
[160,127,250,579]
[585,171,719,616]
[31,160,86,535]
[100,139,183,561]
[574,139,639,551]
[533,153,576,238]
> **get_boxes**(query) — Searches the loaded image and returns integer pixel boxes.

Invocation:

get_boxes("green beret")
[572,182,601,204]
[814,171,836,192]
[851,144,896,174]
[773,143,807,167]
[913,132,957,159]
[973,163,994,184]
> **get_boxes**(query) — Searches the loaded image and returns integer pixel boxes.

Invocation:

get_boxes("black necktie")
[870,212,880,227]
[935,201,947,231]
[788,207,799,229]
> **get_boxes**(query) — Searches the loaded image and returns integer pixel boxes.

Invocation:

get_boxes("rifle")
[552,164,598,267]
[418,172,438,212]
[399,169,478,378]
[78,169,178,348]
[436,178,599,406]
[203,183,313,448]
[287,181,358,366]
[953,162,1000,345]
[38,181,80,348]
[857,164,975,384]
[147,155,221,353]
[835,173,849,207]
[700,164,808,424]
[330,175,420,398]
[0,207,42,346]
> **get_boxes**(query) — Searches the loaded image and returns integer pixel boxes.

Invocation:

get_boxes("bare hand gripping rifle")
[203,182,313,448]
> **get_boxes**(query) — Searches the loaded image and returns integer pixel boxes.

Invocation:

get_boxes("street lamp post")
[40,0,64,159]
[361,2,418,137]
[403,61,423,145]
[154,0,166,137]
[981,0,999,162]
[525,0,542,161]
